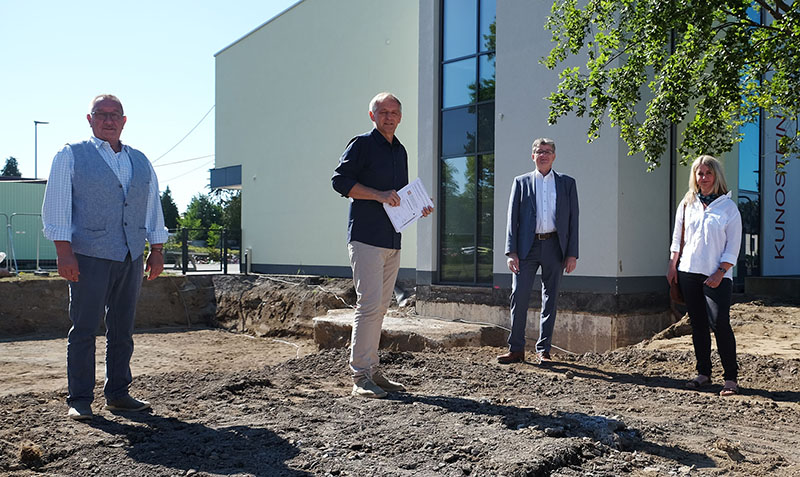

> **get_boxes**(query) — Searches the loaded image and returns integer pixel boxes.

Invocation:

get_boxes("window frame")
[438,0,496,286]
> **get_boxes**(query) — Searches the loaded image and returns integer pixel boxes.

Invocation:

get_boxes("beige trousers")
[348,240,401,380]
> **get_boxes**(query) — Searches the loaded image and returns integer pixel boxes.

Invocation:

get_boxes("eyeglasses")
[534,149,554,155]
[91,111,124,122]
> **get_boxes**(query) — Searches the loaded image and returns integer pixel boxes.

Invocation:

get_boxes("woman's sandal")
[685,375,712,389]
[719,381,739,397]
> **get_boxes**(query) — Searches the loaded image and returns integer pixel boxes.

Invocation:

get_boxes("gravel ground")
[1,300,799,476]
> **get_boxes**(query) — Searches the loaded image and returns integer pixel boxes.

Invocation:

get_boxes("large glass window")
[737,6,762,280]
[442,59,476,108]
[738,120,760,278]
[440,0,495,284]
[443,0,477,61]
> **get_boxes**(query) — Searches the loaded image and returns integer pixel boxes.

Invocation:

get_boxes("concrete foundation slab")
[416,301,674,354]
[745,276,800,301]
[313,309,507,351]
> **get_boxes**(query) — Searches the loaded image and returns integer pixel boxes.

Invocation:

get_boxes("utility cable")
[152,105,215,164]
[154,154,215,167]
[162,159,215,184]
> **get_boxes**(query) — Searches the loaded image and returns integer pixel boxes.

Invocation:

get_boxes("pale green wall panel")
[0,182,56,263]
[215,0,420,271]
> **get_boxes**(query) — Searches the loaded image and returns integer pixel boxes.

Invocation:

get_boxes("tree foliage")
[221,191,241,232]
[179,193,223,243]
[543,0,800,170]
[160,186,180,230]
[1,156,22,177]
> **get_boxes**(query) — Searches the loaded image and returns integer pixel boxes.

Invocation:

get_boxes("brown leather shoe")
[537,351,553,364]
[497,351,525,364]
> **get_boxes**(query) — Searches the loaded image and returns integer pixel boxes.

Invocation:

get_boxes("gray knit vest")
[69,141,150,261]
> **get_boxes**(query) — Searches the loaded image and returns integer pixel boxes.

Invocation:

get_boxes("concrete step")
[313,309,507,352]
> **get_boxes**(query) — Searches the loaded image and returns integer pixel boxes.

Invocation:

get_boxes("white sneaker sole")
[373,382,405,392]
[351,387,387,399]
[68,411,93,421]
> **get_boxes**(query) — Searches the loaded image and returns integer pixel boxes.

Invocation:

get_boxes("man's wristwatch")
[717,266,726,273]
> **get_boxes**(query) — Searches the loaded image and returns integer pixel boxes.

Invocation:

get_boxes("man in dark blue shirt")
[332,92,433,398]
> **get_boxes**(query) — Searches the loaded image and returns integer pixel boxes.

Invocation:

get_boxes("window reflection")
[477,103,494,153]
[440,0,495,284]
[477,154,495,283]
[479,0,496,51]
[478,53,495,101]
[441,157,477,282]
[443,59,477,108]
[738,117,760,277]
[736,2,761,280]
[443,0,478,61]
[442,107,476,157]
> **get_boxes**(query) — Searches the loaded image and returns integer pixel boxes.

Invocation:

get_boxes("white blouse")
[670,191,742,279]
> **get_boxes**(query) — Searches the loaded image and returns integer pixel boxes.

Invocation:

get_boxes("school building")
[211,0,798,352]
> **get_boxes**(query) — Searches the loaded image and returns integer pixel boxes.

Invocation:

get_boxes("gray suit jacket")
[505,170,579,261]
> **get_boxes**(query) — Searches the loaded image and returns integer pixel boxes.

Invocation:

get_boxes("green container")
[0,181,56,266]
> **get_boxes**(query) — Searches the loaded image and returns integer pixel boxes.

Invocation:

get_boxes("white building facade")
[213,0,420,279]
[214,0,797,352]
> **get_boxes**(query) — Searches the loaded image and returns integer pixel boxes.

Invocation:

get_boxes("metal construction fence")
[1,212,56,273]
[0,218,242,276]
[165,227,243,275]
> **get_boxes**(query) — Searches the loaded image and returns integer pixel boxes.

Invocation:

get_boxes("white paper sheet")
[383,178,434,233]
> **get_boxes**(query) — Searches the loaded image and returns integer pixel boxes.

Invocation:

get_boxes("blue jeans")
[67,253,143,405]
[508,236,564,353]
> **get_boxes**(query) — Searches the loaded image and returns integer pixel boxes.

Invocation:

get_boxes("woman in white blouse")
[667,155,742,397]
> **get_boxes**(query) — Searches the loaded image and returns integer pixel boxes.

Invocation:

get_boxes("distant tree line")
[3,155,240,250]
[2,157,22,177]
[160,187,241,248]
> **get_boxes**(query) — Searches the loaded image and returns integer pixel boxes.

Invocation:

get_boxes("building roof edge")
[214,0,305,57]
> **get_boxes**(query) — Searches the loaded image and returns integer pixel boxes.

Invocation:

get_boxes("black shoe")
[497,351,525,364]
[105,395,151,412]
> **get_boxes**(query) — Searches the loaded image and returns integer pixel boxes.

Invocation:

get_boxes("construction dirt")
[1,278,799,476]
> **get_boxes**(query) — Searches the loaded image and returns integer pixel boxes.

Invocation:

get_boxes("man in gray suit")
[497,137,579,364]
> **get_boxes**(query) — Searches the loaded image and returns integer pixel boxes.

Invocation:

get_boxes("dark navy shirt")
[332,128,409,249]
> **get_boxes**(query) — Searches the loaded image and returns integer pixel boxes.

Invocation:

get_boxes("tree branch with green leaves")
[543,0,799,170]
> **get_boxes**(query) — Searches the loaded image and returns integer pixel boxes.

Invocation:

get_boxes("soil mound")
[2,278,799,476]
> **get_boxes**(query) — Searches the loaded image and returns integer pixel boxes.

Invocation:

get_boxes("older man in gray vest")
[42,94,168,421]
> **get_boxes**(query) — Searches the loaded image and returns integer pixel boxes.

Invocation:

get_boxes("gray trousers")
[67,253,143,405]
[508,236,564,353]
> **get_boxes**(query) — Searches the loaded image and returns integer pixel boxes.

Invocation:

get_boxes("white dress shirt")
[534,169,557,233]
[42,136,169,245]
[670,192,742,279]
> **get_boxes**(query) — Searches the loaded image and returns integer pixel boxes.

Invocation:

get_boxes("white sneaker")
[372,370,406,392]
[352,376,388,399]
[67,403,93,421]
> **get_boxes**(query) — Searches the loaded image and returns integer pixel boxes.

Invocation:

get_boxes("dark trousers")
[508,236,564,353]
[678,271,738,382]
[67,253,143,405]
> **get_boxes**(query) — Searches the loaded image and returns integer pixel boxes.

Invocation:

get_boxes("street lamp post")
[33,120,50,276]
[33,120,49,179]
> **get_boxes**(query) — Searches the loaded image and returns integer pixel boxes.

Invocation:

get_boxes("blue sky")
[0,0,297,212]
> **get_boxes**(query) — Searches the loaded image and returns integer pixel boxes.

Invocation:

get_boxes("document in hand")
[383,178,435,233]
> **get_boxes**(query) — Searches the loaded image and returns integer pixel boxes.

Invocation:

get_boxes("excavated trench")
[0,274,356,339]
